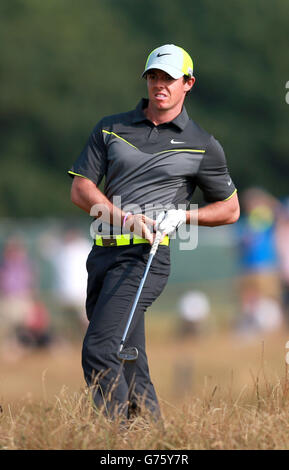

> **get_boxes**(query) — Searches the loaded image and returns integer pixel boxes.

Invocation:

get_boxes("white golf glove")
[156,209,187,236]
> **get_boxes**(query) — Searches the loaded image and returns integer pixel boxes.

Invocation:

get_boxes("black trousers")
[82,243,170,419]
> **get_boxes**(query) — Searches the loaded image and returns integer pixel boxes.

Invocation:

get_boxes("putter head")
[117,346,138,362]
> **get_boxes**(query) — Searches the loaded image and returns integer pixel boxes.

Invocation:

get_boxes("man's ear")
[184,76,196,93]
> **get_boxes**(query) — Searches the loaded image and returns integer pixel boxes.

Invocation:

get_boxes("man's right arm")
[71,176,116,216]
[70,176,155,243]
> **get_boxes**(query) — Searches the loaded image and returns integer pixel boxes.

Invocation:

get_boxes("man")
[68,44,240,419]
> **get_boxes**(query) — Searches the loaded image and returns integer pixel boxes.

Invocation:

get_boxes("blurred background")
[0,0,289,407]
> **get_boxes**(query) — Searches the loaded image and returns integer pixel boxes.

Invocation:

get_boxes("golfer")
[68,44,240,419]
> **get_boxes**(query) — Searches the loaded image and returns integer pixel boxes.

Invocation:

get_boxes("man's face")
[146,69,195,113]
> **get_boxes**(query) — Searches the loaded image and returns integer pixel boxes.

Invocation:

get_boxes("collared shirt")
[69,98,236,215]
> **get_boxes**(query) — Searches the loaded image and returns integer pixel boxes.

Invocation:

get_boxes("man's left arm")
[187,191,240,227]
[157,193,239,240]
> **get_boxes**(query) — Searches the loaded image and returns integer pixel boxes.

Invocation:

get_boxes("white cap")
[143,44,194,79]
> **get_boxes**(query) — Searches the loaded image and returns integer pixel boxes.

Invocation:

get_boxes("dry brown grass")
[1,315,289,450]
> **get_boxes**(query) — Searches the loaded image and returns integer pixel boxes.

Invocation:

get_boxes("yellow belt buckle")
[95,234,131,246]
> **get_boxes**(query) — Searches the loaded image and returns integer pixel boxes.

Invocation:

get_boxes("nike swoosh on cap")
[171,139,185,144]
[157,53,171,57]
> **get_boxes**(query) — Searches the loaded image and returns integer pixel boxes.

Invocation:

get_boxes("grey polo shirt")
[69,98,236,216]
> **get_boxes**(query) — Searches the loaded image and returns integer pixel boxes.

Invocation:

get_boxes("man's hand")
[124,213,156,244]
[156,209,187,237]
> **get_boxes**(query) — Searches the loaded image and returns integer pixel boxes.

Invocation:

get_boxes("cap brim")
[142,63,184,79]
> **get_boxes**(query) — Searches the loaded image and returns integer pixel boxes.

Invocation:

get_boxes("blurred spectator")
[234,188,283,335]
[0,237,36,333]
[275,198,289,325]
[177,290,210,336]
[50,229,91,328]
[14,296,53,350]
[173,290,210,400]
[0,236,54,358]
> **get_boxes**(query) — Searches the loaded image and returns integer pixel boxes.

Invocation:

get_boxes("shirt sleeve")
[195,136,236,202]
[68,120,107,186]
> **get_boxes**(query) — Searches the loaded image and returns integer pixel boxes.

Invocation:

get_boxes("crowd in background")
[0,187,289,359]
[175,188,289,338]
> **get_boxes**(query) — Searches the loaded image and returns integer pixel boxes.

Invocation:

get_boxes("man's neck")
[144,102,183,126]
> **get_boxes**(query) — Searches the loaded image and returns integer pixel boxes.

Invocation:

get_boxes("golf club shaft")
[119,231,162,350]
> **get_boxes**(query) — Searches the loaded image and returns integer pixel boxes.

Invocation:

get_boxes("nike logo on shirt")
[171,139,185,144]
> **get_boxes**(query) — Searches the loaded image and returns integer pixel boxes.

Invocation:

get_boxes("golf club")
[117,230,163,361]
